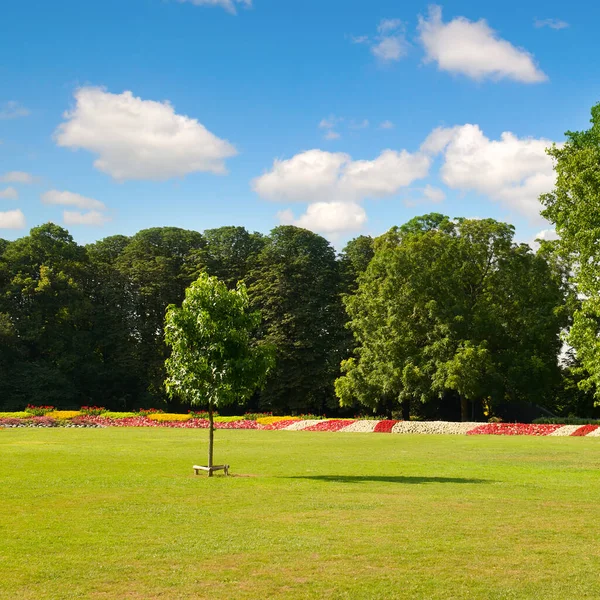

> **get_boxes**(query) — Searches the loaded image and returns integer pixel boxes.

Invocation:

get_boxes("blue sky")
[1,0,599,247]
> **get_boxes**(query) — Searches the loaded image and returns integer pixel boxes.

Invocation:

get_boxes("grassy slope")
[1,429,599,599]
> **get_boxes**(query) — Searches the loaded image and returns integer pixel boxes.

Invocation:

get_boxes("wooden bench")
[193,464,229,476]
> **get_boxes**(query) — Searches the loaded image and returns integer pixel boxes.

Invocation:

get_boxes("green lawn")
[1,429,600,599]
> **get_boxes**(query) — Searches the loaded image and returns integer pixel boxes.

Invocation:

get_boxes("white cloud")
[353,19,408,62]
[278,202,367,234]
[0,101,30,120]
[254,147,430,235]
[0,187,18,201]
[55,87,237,181]
[378,19,403,34]
[379,120,395,130]
[324,130,341,141]
[177,0,251,15]
[534,18,569,30]
[534,228,559,241]
[41,190,106,211]
[428,124,556,220]
[372,18,408,62]
[63,210,111,226]
[0,171,36,184]
[423,184,446,203]
[372,36,407,61]
[418,5,547,83]
[0,209,26,229]
[253,148,430,204]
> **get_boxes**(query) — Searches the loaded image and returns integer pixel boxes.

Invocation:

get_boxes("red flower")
[374,420,399,433]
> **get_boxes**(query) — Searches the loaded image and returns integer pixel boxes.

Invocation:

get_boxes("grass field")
[1,429,600,599]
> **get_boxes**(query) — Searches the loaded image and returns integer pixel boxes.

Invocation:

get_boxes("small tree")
[164,273,274,476]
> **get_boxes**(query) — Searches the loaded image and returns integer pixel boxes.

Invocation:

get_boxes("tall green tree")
[200,226,265,288]
[540,102,600,401]
[115,227,206,402]
[336,215,564,421]
[164,273,274,474]
[249,226,346,414]
[0,224,98,408]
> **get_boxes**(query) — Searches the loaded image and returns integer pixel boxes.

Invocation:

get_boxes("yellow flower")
[147,413,192,422]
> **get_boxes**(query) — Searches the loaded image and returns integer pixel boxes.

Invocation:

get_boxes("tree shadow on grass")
[287,475,491,485]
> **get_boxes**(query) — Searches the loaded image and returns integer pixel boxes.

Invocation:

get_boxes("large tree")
[114,227,206,402]
[540,102,600,401]
[0,224,98,408]
[248,226,346,414]
[164,273,274,475]
[336,215,564,421]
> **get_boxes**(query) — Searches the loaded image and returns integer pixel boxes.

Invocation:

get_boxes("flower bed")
[467,423,562,436]
[392,421,480,435]
[339,420,379,433]
[374,420,399,433]
[571,424,599,437]
[2,410,600,436]
[303,419,355,432]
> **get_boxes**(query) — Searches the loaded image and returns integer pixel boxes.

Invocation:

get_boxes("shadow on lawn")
[288,475,490,485]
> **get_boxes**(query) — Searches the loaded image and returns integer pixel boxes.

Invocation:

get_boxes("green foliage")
[248,226,346,414]
[336,215,565,420]
[164,273,274,408]
[541,103,600,402]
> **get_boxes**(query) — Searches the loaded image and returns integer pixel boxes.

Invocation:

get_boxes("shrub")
[0,412,30,419]
[102,412,138,419]
[243,412,273,421]
[25,405,55,416]
[80,406,106,416]
[137,408,164,416]
[188,410,216,419]
[214,416,244,423]
[534,417,600,425]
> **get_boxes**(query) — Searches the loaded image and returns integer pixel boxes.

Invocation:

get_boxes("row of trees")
[2,102,600,421]
[0,215,592,420]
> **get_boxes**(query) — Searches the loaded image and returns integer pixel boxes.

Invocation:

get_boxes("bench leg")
[224,465,229,476]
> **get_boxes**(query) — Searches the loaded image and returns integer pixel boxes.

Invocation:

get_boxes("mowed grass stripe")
[1,429,600,599]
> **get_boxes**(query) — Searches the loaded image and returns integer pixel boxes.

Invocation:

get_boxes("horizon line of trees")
[0,213,595,422]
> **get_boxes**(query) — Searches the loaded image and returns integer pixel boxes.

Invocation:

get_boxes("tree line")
[0,215,593,421]
[1,103,599,420]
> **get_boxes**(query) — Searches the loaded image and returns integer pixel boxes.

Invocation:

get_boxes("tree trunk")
[460,396,469,422]
[401,399,410,421]
[208,403,214,477]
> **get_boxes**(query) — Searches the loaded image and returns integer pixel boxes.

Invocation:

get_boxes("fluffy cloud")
[253,149,430,204]
[177,0,251,15]
[254,147,430,235]
[423,184,446,203]
[418,5,547,82]
[55,87,237,181]
[426,124,556,220]
[63,210,111,226]
[0,209,26,229]
[0,101,30,120]
[372,19,408,62]
[41,190,106,211]
[278,202,367,234]
[352,19,408,63]
[0,171,36,184]
[534,18,569,30]
[0,187,18,200]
